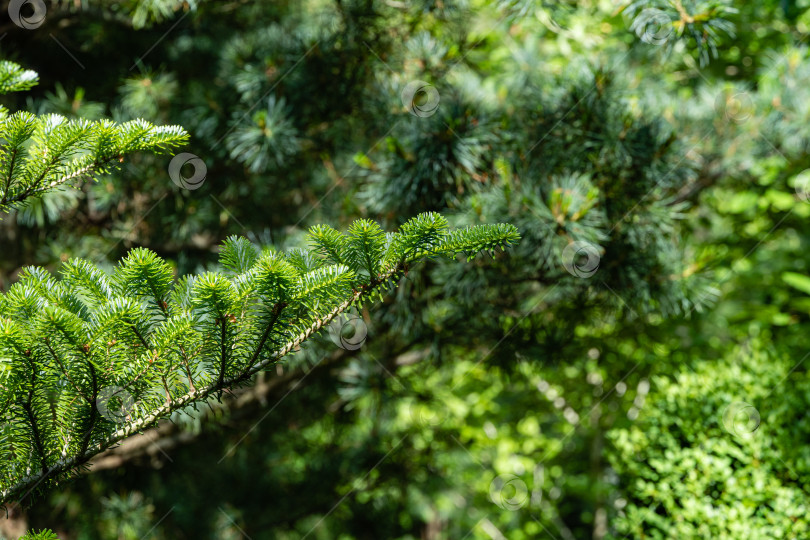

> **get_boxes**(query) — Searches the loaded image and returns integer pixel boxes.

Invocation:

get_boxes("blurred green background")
[2,0,810,538]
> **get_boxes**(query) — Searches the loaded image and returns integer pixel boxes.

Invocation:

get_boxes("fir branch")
[0,112,188,212]
[0,215,520,504]
[0,61,39,94]
[242,301,287,380]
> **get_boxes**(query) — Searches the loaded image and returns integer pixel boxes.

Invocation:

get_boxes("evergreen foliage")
[0,61,187,213]
[0,209,518,504]
[18,530,57,540]
[2,0,810,538]
[0,55,519,510]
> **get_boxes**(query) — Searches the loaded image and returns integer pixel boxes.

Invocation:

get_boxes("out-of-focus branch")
[88,345,432,471]
[89,351,347,472]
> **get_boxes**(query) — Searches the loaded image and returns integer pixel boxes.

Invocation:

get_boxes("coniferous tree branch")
[0,215,520,505]
[0,61,188,213]
[0,60,38,95]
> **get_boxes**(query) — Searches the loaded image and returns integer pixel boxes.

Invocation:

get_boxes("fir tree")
[0,59,519,506]
[3,0,809,537]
